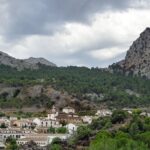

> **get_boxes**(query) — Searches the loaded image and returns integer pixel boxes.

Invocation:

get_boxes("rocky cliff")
[0,51,56,70]
[0,83,95,111]
[110,27,150,79]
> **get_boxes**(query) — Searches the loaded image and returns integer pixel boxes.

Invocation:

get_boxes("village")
[0,106,150,149]
[0,105,113,149]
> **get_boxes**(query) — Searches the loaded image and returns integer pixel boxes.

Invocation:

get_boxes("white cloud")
[1,8,150,67]
[89,47,126,60]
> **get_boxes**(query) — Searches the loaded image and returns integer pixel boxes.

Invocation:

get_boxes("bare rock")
[0,51,56,70]
[110,27,150,79]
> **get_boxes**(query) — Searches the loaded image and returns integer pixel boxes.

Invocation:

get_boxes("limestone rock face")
[111,28,150,78]
[0,51,56,70]
[24,57,56,67]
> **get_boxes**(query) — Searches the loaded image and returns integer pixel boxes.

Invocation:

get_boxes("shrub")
[56,127,67,134]
[111,110,127,124]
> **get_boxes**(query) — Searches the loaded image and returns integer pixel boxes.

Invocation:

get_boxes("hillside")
[49,110,150,150]
[0,65,150,110]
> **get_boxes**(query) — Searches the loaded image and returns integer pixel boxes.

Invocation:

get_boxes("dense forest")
[0,64,150,108]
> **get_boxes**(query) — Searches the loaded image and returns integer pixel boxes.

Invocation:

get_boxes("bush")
[0,123,7,128]
[137,132,150,148]
[51,137,62,145]
[48,127,55,133]
[89,130,148,150]
[56,127,67,134]
[50,144,62,150]
[111,110,127,124]
[5,137,18,150]
[0,112,5,117]
[76,125,92,140]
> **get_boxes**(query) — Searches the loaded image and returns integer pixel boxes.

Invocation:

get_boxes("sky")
[0,0,150,67]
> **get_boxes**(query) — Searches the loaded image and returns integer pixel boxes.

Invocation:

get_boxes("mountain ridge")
[0,51,56,70]
[1,27,150,78]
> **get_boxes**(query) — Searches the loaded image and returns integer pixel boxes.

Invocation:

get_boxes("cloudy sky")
[0,0,150,67]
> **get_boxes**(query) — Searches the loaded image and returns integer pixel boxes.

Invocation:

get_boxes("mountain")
[110,27,150,79]
[0,51,56,70]
[24,57,56,67]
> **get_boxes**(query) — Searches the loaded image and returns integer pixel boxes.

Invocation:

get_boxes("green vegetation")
[111,110,128,124]
[76,125,92,140]
[47,127,68,134]
[48,138,63,150]
[63,110,150,149]
[11,110,47,118]
[5,137,18,150]
[0,65,150,108]
[88,111,150,150]
[56,127,67,134]
[0,122,7,128]
[48,127,56,133]
[89,131,148,150]
[0,112,5,117]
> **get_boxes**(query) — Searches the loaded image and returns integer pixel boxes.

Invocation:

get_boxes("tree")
[50,144,62,150]
[51,137,62,145]
[137,132,150,148]
[5,137,18,150]
[76,125,92,140]
[48,127,55,133]
[0,112,5,117]
[129,122,140,136]
[48,138,62,150]
[56,127,67,134]
[111,110,127,124]
[0,123,7,128]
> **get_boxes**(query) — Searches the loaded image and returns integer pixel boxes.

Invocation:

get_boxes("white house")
[0,128,24,141]
[66,123,77,134]
[33,118,41,126]
[82,116,92,124]
[96,109,112,117]
[47,134,69,143]
[122,108,133,114]
[0,142,5,149]
[47,106,59,120]
[62,107,75,114]
[17,136,48,147]
[40,119,61,128]
[0,118,10,127]
[11,119,36,129]
[9,116,18,121]
[33,117,62,129]
[17,133,70,147]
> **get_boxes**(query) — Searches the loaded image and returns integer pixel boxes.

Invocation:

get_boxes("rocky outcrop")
[110,27,150,79]
[0,84,96,111]
[0,51,56,70]
[24,57,56,67]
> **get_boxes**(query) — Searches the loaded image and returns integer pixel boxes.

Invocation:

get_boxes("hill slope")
[0,65,150,109]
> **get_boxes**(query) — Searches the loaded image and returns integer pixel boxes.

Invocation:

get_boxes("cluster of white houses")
[0,106,114,148]
[0,106,149,148]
